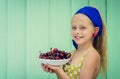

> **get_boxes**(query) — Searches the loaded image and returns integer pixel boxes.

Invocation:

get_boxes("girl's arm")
[78,51,100,79]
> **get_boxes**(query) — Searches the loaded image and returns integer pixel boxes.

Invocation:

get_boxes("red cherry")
[53,48,58,53]
[39,48,71,60]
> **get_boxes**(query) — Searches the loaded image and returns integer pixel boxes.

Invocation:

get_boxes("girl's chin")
[74,39,85,43]
[74,41,82,44]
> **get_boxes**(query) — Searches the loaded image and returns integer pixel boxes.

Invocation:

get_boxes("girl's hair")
[93,14,107,75]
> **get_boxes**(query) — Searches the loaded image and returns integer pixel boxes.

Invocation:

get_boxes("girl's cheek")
[71,32,74,36]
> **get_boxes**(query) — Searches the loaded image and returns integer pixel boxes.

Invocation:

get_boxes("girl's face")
[71,14,99,45]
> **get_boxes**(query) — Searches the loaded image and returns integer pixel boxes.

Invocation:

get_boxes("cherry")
[53,48,58,53]
[39,48,71,60]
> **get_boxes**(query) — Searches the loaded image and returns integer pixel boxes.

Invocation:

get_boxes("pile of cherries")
[39,48,71,60]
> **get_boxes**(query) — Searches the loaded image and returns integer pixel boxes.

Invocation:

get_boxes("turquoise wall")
[0,0,120,79]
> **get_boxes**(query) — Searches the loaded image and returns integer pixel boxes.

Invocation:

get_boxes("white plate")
[40,58,71,66]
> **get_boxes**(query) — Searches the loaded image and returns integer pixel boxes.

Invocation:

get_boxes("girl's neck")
[76,42,94,53]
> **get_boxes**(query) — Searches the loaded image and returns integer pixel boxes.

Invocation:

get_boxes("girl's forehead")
[72,14,92,24]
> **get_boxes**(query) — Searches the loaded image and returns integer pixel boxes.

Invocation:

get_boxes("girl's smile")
[74,35,84,41]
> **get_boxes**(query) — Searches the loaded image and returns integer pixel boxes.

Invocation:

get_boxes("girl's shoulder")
[83,49,101,64]
[87,50,100,59]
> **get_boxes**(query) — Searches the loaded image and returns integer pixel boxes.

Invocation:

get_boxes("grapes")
[39,48,71,60]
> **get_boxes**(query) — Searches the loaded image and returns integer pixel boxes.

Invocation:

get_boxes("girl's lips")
[74,36,83,40]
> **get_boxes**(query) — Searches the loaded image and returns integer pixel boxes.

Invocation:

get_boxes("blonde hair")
[93,14,107,75]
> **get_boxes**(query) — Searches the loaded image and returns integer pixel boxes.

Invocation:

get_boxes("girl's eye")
[80,26,86,30]
[72,26,76,30]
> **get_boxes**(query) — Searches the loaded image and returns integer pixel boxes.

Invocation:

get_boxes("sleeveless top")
[63,50,89,79]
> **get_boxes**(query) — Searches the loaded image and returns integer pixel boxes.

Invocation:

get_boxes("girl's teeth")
[75,36,83,39]
[76,36,80,39]
[75,36,80,39]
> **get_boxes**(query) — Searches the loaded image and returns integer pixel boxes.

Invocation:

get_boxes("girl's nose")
[75,29,81,34]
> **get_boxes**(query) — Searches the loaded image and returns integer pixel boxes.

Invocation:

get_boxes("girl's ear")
[93,27,99,37]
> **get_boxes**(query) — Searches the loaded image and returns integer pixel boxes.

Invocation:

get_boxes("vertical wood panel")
[107,0,120,79]
[26,0,51,79]
[0,0,7,79]
[7,0,26,79]
[26,0,31,79]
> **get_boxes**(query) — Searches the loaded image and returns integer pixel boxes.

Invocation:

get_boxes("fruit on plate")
[39,48,71,60]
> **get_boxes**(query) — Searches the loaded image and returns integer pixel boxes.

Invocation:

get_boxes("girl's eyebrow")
[72,24,84,27]
[71,24,76,27]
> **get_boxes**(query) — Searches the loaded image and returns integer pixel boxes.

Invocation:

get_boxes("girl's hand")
[41,63,62,73]
[41,63,70,79]
[41,63,53,73]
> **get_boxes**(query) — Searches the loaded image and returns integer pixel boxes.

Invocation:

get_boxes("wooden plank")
[7,0,26,79]
[0,0,7,79]
[26,0,51,79]
[107,0,120,79]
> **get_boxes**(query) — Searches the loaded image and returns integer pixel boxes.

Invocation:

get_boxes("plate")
[40,58,71,66]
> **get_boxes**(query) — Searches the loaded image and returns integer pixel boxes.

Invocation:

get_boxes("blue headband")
[72,6,103,49]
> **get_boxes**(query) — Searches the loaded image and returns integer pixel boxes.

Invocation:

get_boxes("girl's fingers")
[42,64,52,72]
[50,69,54,73]
[41,63,48,72]
[46,64,55,70]
[41,63,57,73]
[41,63,45,69]
[44,64,49,72]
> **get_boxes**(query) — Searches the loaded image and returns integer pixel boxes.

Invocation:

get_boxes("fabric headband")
[72,6,103,49]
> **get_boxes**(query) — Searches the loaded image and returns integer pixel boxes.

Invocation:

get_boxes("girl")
[41,6,107,79]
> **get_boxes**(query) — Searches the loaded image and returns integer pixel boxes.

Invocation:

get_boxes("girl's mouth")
[74,36,83,40]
